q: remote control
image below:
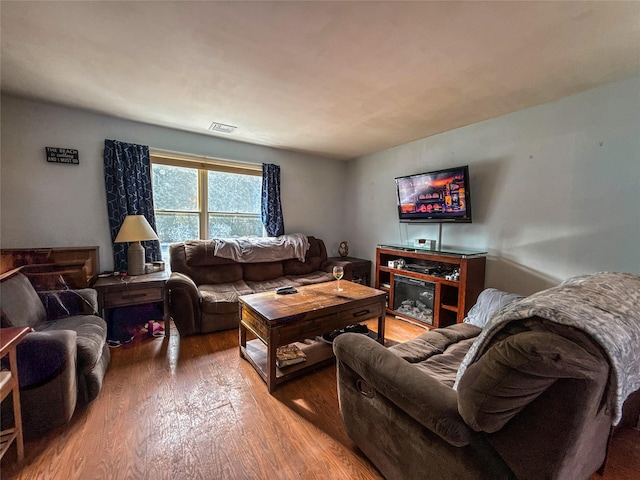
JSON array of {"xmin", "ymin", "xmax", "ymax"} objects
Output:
[{"xmin": 276, "ymin": 286, "xmax": 297, "ymax": 294}]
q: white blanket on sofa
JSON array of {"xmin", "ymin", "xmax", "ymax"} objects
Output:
[
  {"xmin": 212, "ymin": 233, "xmax": 310, "ymax": 263},
  {"xmin": 454, "ymin": 272, "xmax": 640, "ymax": 425}
]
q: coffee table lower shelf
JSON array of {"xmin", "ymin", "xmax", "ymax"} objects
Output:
[
  {"xmin": 241, "ymin": 339, "xmax": 336, "ymax": 385},
  {"xmin": 241, "ymin": 329, "xmax": 379, "ymax": 388}
]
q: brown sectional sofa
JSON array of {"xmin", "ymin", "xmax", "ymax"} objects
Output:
[
  {"xmin": 167, "ymin": 236, "xmax": 351, "ymax": 336},
  {"xmin": 334, "ymin": 274, "xmax": 640, "ymax": 480}
]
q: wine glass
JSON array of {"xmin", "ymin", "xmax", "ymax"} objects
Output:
[{"xmin": 333, "ymin": 265, "xmax": 344, "ymax": 291}]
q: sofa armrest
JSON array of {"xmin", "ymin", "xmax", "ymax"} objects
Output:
[
  {"xmin": 333, "ymin": 332, "xmax": 472, "ymax": 447},
  {"xmin": 12, "ymin": 330, "xmax": 78, "ymax": 438},
  {"xmin": 320, "ymin": 259, "xmax": 353, "ymax": 281},
  {"xmin": 167, "ymin": 272, "xmax": 201, "ymax": 336},
  {"xmin": 16, "ymin": 330, "xmax": 77, "ymax": 388}
]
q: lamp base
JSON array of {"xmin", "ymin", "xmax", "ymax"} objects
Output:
[{"xmin": 127, "ymin": 241, "xmax": 146, "ymax": 276}]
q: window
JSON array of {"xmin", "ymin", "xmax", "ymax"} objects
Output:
[{"xmin": 151, "ymin": 152, "xmax": 263, "ymax": 258}]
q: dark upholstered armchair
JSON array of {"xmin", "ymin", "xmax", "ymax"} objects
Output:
[{"xmin": 0, "ymin": 270, "xmax": 110, "ymax": 438}]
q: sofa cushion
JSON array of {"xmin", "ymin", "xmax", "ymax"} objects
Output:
[
  {"xmin": 183, "ymin": 240, "xmax": 238, "ymax": 267},
  {"xmin": 390, "ymin": 323, "xmax": 481, "ymax": 363},
  {"xmin": 242, "ymin": 262, "xmax": 284, "ymax": 282},
  {"xmin": 282, "ymin": 256, "xmax": 322, "ymax": 275},
  {"xmin": 457, "ymin": 330, "xmax": 608, "ymax": 433},
  {"xmin": 286, "ymin": 270, "xmax": 335, "ymax": 285},
  {"xmin": 36, "ymin": 315, "xmax": 107, "ymax": 375},
  {"xmin": 190, "ymin": 264, "xmax": 244, "ymax": 285},
  {"xmin": 389, "ymin": 323, "xmax": 481, "ymax": 387},
  {"xmin": 413, "ymin": 337, "xmax": 479, "ymax": 387},
  {"xmin": 199, "ymin": 281, "xmax": 253, "ymax": 314},
  {"xmin": 0, "ymin": 272, "xmax": 47, "ymax": 327}
]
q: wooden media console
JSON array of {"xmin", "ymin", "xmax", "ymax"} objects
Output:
[{"xmin": 375, "ymin": 244, "xmax": 486, "ymax": 328}]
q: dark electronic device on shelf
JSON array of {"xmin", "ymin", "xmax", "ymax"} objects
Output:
[
  {"xmin": 404, "ymin": 264, "xmax": 454, "ymax": 278},
  {"xmin": 404, "ymin": 264, "xmax": 436, "ymax": 274}
]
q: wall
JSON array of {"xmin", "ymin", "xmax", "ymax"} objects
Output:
[
  {"xmin": 3, "ymin": 77, "xmax": 638, "ymax": 291},
  {"xmin": 346, "ymin": 76, "xmax": 640, "ymax": 294},
  {"xmin": 0, "ymin": 95, "xmax": 347, "ymax": 271}
]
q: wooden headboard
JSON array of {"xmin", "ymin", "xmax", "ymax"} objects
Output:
[{"xmin": 0, "ymin": 246, "xmax": 99, "ymax": 290}]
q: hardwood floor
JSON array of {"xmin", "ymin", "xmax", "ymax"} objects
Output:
[{"xmin": 2, "ymin": 317, "xmax": 638, "ymax": 479}]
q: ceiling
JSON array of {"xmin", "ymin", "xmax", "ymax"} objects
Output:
[{"xmin": 2, "ymin": 1, "xmax": 639, "ymax": 160}]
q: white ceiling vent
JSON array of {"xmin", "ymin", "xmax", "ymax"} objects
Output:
[{"xmin": 209, "ymin": 122, "xmax": 237, "ymax": 134}]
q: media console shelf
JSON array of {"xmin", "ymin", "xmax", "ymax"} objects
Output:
[{"xmin": 375, "ymin": 244, "xmax": 486, "ymax": 328}]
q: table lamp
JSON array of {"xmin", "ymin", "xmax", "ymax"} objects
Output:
[{"xmin": 114, "ymin": 215, "xmax": 159, "ymax": 276}]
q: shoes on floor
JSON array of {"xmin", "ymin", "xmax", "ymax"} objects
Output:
[
  {"xmin": 343, "ymin": 324, "xmax": 369, "ymax": 334},
  {"xmin": 319, "ymin": 324, "xmax": 369, "ymax": 344},
  {"xmin": 320, "ymin": 330, "xmax": 341, "ymax": 344},
  {"xmin": 147, "ymin": 320, "xmax": 165, "ymax": 337},
  {"xmin": 107, "ymin": 332, "xmax": 134, "ymax": 348}
]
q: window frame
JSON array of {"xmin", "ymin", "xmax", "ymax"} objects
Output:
[{"xmin": 151, "ymin": 150, "xmax": 263, "ymax": 241}]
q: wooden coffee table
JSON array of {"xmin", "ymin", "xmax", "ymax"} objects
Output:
[{"xmin": 239, "ymin": 281, "xmax": 387, "ymax": 393}]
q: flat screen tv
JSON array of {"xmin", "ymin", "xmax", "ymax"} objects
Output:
[{"xmin": 395, "ymin": 165, "xmax": 472, "ymax": 223}]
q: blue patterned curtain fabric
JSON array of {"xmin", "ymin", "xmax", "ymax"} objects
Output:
[
  {"xmin": 261, "ymin": 163, "xmax": 284, "ymax": 236},
  {"xmin": 103, "ymin": 139, "xmax": 161, "ymax": 271}
]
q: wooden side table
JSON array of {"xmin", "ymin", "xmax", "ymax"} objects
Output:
[
  {"xmin": 93, "ymin": 270, "xmax": 170, "ymax": 339},
  {"xmin": 0, "ymin": 326, "xmax": 31, "ymax": 462},
  {"xmin": 329, "ymin": 257, "xmax": 372, "ymax": 286}
]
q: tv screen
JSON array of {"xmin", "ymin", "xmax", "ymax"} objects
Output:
[{"xmin": 395, "ymin": 165, "xmax": 472, "ymax": 223}]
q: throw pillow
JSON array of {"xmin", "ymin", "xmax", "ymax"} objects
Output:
[{"xmin": 463, "ymin": 288, "xmax": 523, "ymax": 328}]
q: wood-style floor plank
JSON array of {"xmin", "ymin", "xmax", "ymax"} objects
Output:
[{"xmin": 1, "ymin": 317, "xmax": 637, "ymax": 479}]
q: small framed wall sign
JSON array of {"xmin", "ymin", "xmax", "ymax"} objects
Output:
[{"xmin": 46, "ymin": 147, "xmax": 79, "ymax": 164}]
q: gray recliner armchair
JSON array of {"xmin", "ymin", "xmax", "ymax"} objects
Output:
[{"xmin": 0, "ymin": 269, "xmax": 110, "ymax": 438}]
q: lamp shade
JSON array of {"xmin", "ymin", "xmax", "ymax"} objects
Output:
[
  {"xmin": 114, "ymin": 215, "xmax": 159, "ymax": 243},
  {"xmin": 114, "ymin": 215, "xmax": 159, "ymax": 275}
]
